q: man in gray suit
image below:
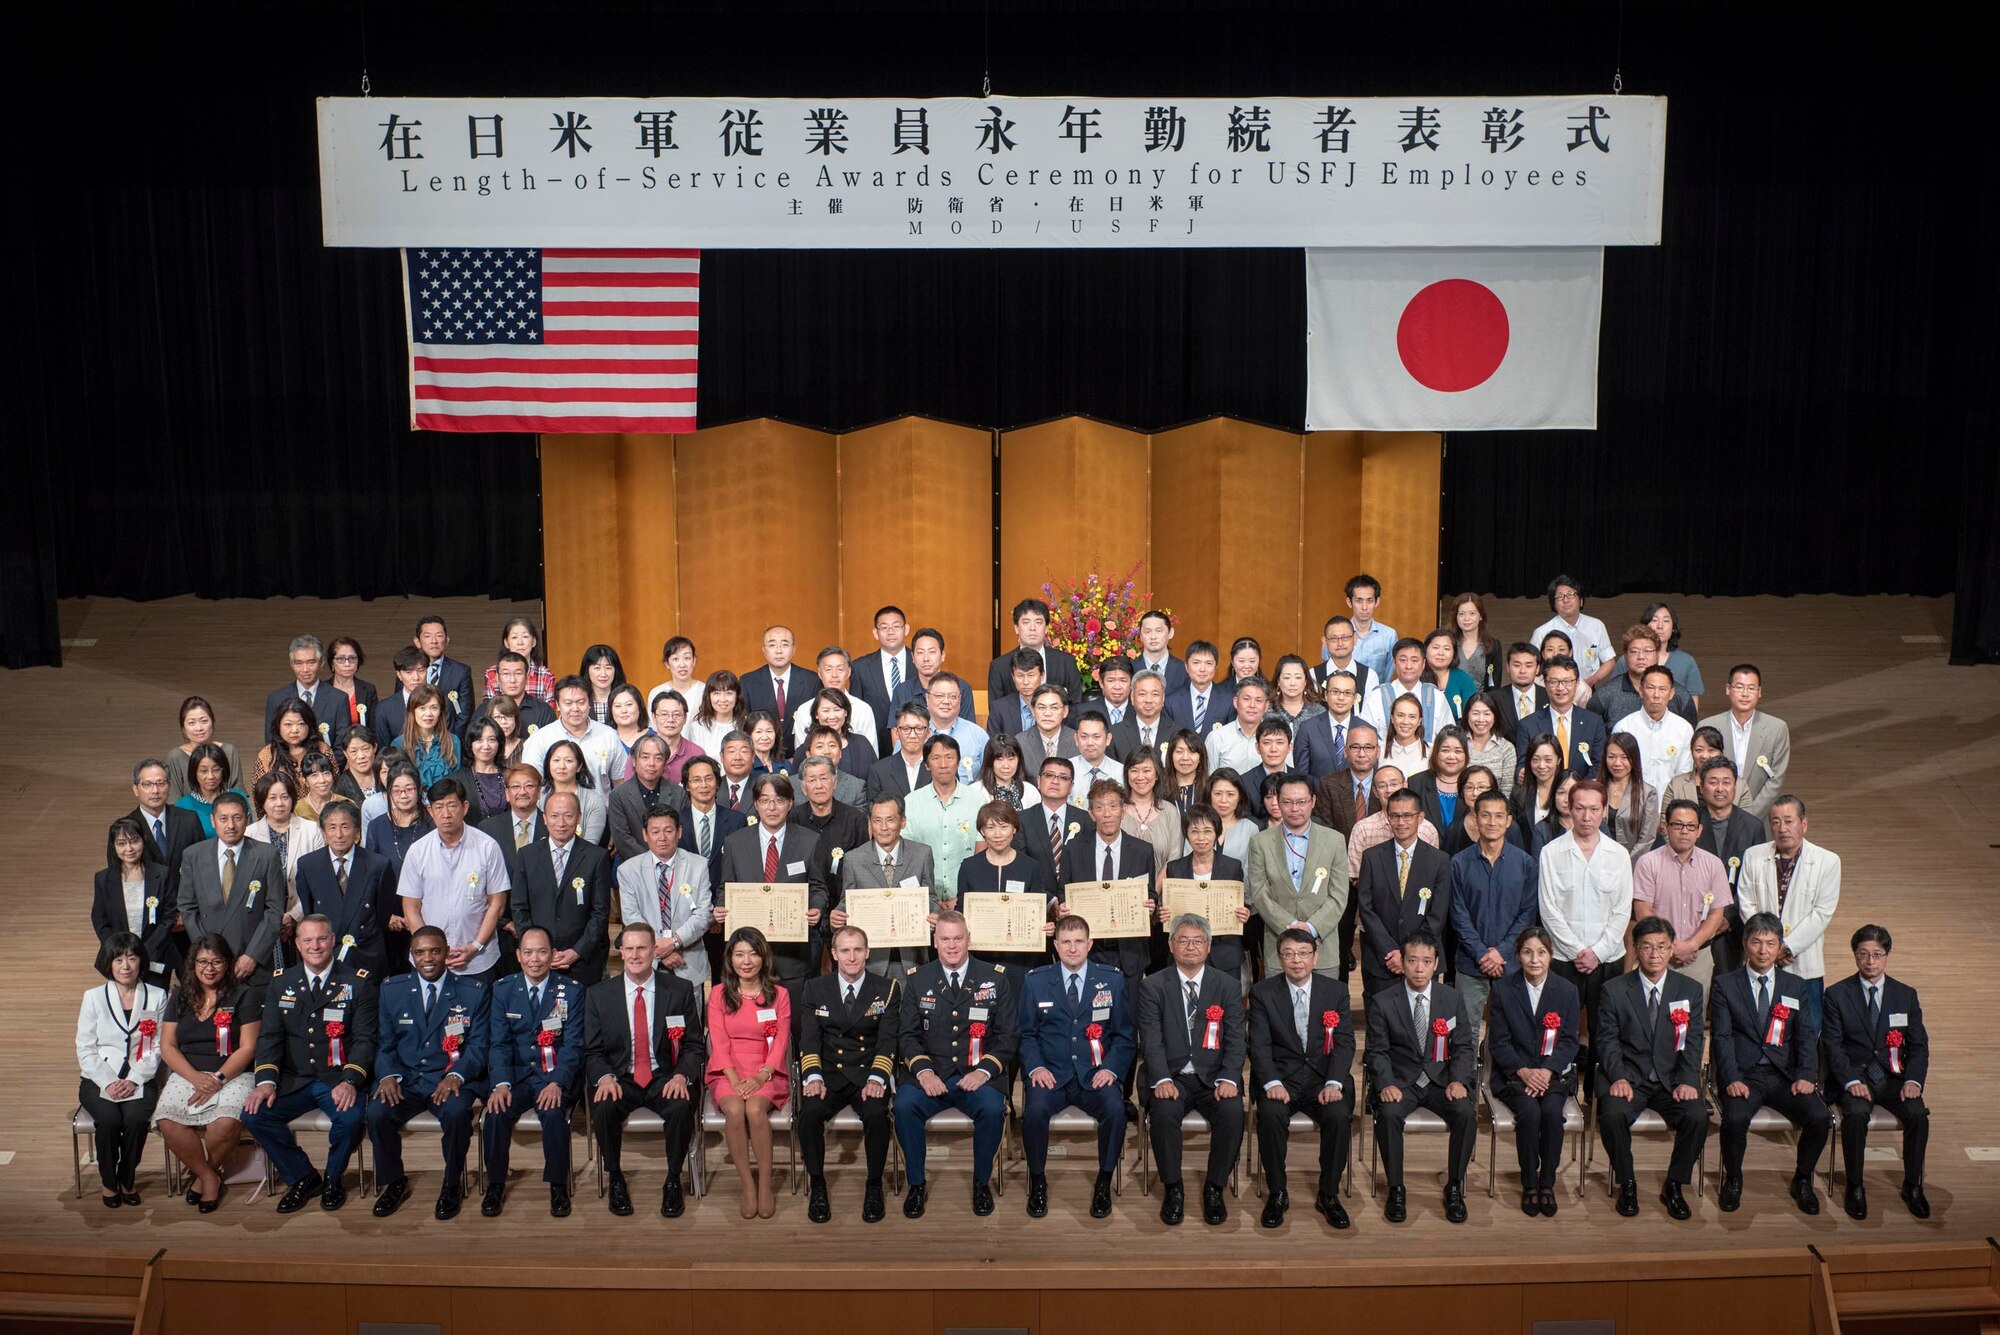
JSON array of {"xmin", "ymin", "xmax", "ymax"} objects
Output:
[
  {"xmin": 832, "ymin": 797, "xmax": 938, "ymax": 976},
  {"xmin": 1244, "ymin": 776, "xmax": 1349, "ymax": 977},
  {"xmin": 1700, "ymin": 663, "xmax": 1791, "ymax": 821},
  {"xmin": 177, "ymin": 792, "xmax": 283, "ymax": 982},
  {"xmin": 605, "ymin": 734, "xmax": 688, "ymax": 862},
  {"xmin": 615, "ymin": 807, "xmax": 713, "ymax": 989},
  {"xmin": 1015, "ymin": 685, "xmax": 1079, "ymax": 778}
]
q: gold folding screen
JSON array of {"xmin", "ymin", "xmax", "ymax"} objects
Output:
[{"xmin": 541, "ymin": 419, "xmax": 1438, "ymax": 691}]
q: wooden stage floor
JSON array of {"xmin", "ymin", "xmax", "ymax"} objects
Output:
[{"xmin": 3, "ymin": 591, "xmax": 1995, "ymax": 1270}]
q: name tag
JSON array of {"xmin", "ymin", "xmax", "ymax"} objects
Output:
[
  {"xmin": 665, "ymin": 1014, "xmax": 686, "ymax": 1030},
  {"xmin": 1005, "ymin": 879, "xmax": 1026, "ymax": 893},
  {"xmin": 1037, "ymin": 1000, "xmax": 1054, "ymax": 1010},
  {"xmin": 1092, "ymin": 1007, "xmax": 1111, "ymax": 1021},
  {"xmin": 1782, "ymin": 995, "xmax": 1801, "ymax": 1010},
  {"xmin": 505, "ymin": 1012, "xmax": 523, "ymax": 1020},
  {"xmin": 786, "ymin": 861, "xmax": 806, "ymax": 875},
  {"xmin": 396, "ymin": 1015, "xmax": 414, "ymax": 1025},
  {"xmin": 1890, "ymin": 1012, "xmax": 1909, "ymax": 1027},
  {"xmin": 969, "ymin": 1007, "xmax": 989, "ymax": 1021},
  {"xmin": 1445, "ymin": 1015, "xmax": 1457, "ymax": 1031},
  {"xmin": 545, "ymin": 1015, "xmax": 564, "ymax": 1032},
  {"xmin": 900, "ymin": 876, "xmax": 921, "ymax": 888},
  {"xmin": 756, "ymin": 1008, "xmax": 778, "ymax": 1023},
  {"xmin": 814, "ymin": 1006, "xmax": 831, "ymax": 1017},
  {"xmin": 446, "ymin": 1016, "xmax": 467, "ymax": 1033},
  {"xmin": 324, "ymin": 1008, "xmax": 345, "ymax": 1022}
]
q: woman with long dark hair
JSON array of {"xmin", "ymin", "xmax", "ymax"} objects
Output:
[
  {"xmin": 705, "ymin": 927, "xmax": 790, "ymax": 1218},
  {"xmin": 153, "ymin": 934, "xmax": 261, "ymax": 1211}
]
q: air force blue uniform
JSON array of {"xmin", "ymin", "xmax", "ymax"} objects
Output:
[
  {"xmin": 481, "ymin": 972, "xmax": 586, "ymax": 1187},
  {"xmin": 367, "ymin": 972, "xmax": 490, "ymax": 1189},
  {"xmin": 1017, "ymin": 962, "xmax": 1134, "ymax": 1174}
]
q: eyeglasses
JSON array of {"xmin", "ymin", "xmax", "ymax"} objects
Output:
[
  {"xmin": 332, "ymin": 654, "xmax": 359, "ymax": 664},
  {"xmin": 1665, "ymin": 821, "xmax": 1701, "ymax": 831}
]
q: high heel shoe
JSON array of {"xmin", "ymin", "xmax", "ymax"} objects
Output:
[
  {"xmin": 757, "ymin": 1179, "xmax": 777, "ymax": 1219},
  {"xmin": 198, "ymin": 1184, "xmax": 225, "ymax": 1214},
  {"xmin": 739, "ymin": 1183, "xmax": 759, "ymax": 1219}
]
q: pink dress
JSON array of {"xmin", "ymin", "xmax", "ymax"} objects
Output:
[{"xmin": 704, "ymin": 984, "xmax": 791, "ymax": 1108}]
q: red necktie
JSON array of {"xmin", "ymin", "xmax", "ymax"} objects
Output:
[
  {"xmin": 631, "ymin": 987, "xmax": 652, "ymax": 1086},
  {"xmin": 774, "ymin": 673, "xmax": 787, "ymax": 720},
  {"xmin": 764, "ymin": 834, "xmax": 780, "ymax": 881}
]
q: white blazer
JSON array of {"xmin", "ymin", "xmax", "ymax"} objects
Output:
[
  {"xmin": 76, "ymin": 982, "xmax": 169, "ymax": 1096},
  {"xmin": 1735, "ymin": 838, "xmax": 1841, "ymax": 981}
]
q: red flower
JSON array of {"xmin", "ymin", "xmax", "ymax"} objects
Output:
[
  {"xmin": 137, "ymin": 1018, "xmax": 158, "ymax": 1038},
  {"xmin": 968, "ymin": 1021, "xmax": 988, "ymax": 1038},
  {"xmin": 1322, "ymin": 1010, "xmax": 1340, "ymax": 1029},
  {"xmin": 667, "ymin": 1026, "xmax": 685, "ymax": 1042},
  {"xmin": 324, "ymin": 1021, "xmax": 346, "ymax": 1039},
  {"xmin": 1769, "ymin": 1003, "xmax": 1792, "ymax": 1021},
  {"xmin": 442, "ymin": 1033, "xmax": 462, "ymax": 1053},
  {"xmin": 1205, "ymin": 1004, "xmax": 1224, "ymax": 1022},
  {"xmin": 214, "ymin": 1010, "xmax": 234, "ymax": 1029},
  {"xmin": 1085, "ymin": 617, "xmax": 1101, "ymax": 634},
  {"xmin": 1430, "ymin": 1018, "xmax": 1450, "ymax": 1036},
  {"xmin": 1885, "ymin": 1030, "xmax": 1905, "ymax": 1048},
  {"xmin": 761, "ymin": 1020, "xmax": 779, "ymax": 1039},
  {"xmin": 1542, "ymin": 1012, "xmax": 1563, "ymax": 1030},
  {"xmin": 534, "ymin": 1029, "xmax": 556, "ymax": 1047},
  {"xmin": 1085, "ymin": 1023, "xmax": 1103, "ymax": 1039}
]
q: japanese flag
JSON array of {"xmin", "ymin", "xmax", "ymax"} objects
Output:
[{"xmin": 1305, "ymin": 247, "xmax": 1602, "ymax": 431}]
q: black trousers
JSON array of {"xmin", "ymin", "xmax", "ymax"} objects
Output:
[
  {"xmin": 590, "ymin": 1076, "xmax": 695, "ymax": 1179},
  {"xmin": 1719, "ymin": 1066, "xmax": 1831, "ymax": 1178},
  {"xmin": 796, "ymin": 1079, "xmax": 892, "ymax": 1180},
  {"xmin": 1372, "ymin": 1082, "xmax": 1476, "ymax": 1188},
  {"xmin": 1255, "ymin": 1080, "xmax": 1352, "ymax": 1197},
  {"xmin": 1838, "ymin": 1080, "xmax": 1928, "ymax": 1186},
  {"xmin": 1143, "ymin": 1074, "xmax": 1244, "ymax": 1190},
  {"xmin": 1497, "ymin": 1086, "xmax": 1570, "ymax": 1190},
  {"xmin": 79, "ymin": 1079, "xmax": 158, "ymax": 1192},
  {"xmin": 1596, "ymin": 1081, "xmax": 1709, "ymax": 1186}
]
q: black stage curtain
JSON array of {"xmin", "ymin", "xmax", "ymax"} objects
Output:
[{"xmin": 4, "ymin": 3, "xmax": 1979, "ymax": 670}]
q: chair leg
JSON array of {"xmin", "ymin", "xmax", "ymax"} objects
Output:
[
  {"xmin": 1487, "ymin": 1123, "xmax": 1497, "ymax": 1199},
  {"xmin": 1139, "ymin": 1112, "xmax": 1152, "ymax": 1196}
]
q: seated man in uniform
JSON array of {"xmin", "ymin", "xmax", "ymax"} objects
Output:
[
  {"xmin": 242, "ymin": 914, "xmax": 378, "ymax": 1213},
  {"xmin": 1017, "ymin": 915, "xmax": 1134, "ymax": 1220},
  {"xmin": 1824, "ymin": 924, "xmax": 1930, "ymax": 1220},
  {"xmin": 480, "ymin": 926, "xmax": 587, "ymax": 1218},
  {"xmin": 894, "ymin": 911, "xmax": 1016, "ymax": 1219},
  {"xmin": 367, "ymin": 926, "xmax": 489, "ymax": 1220},
  {"xmin": 797, "ymin": 924, "xmax": 901, "ymax": 1224},
  {"xmin": 1136, "ymin": 913, "xmax": 1246, "ymax": 1227},
  {"xmin": 1711, "ymin": 912, "xmax": 1832, "ymax": 1215},
  {"xmin": 1248, "ymin": 927, "xmax": 1354, "ymax": 1229}
]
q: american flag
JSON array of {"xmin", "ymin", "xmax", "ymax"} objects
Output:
[{"xmin": 403, "ymin": 247, "xmax": 698, "ymax": 433}]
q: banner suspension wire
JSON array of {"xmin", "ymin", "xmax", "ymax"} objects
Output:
[
  {"xmin": 359, "ymin": 0, "xmax": 372, "ymax": 96},
  {"xmin": 1612, "ymin": 0, "xmax": 1625, "ymax": 93}
]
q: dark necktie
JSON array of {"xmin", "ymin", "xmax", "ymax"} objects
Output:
[
  {"xmin": 1183, "ymin": 978, "xmax": 1198, "ymax": 1046},
  {"xmin": 427, "ymin": 662, "xmax": 441, "ymax": 686},
  {"xmin": 1647, "ymin": 986, "xmax": 1661, "ymax": 1033},
  {"xmin": 1757, "ymin": 974, "xmax": 1770, "ymax": 1017},
  {"xmin": 774, "ymin": 673, "xmax": 788, "ymax": 721},
  {"xmin": 697, "ymin": 811, "xmax": 711, "ymax": 856},
  {"xmin": 1101, "ymin": 843, "xmax": 1114, "ymax": 882},
  {"xmin": 424, "ymin": 980, "xmax": 437, "ymax": 1015},
  {"xmin": 657, "ymin": 859, "xmax": 673, "ymax": 924},
  {"xmin": 1068, "ymin": 973, "xmax": 1082, "ymax": 1009},
  {"xmin": 529, "ymin": 984, "xmax": 542, "ymax": 1015},
  {"xmin": 730, "ymin": 782, "xmax": 743, "ymax": 808},
  {"xmin": 1331, "ymin": 722, "xmax": 1345, "ymax": 760},
  {"xmin": 1414, "ymin": 992, "xmax": 1429, "ymax": 1056},
  {"xmin": 843, "ymin": 982, "xmax": 858, "ymax": 1013},
  {"xmin": 1193, "ymin": 690, "xmax": 1207, "ymax": 722},
  {"xmin": 335, "ymin": 855, "xmax": 348, "ymax": 893},
  {"xmin": 1868, "ymin": 984, "xmax": 1881, "ymax": 1030},
  {"xmin": 152, "ymin": 816, "xmax": 166, "ymax": 852},
  {"xmin": 888, "ymin": 655, "xmax": 902, "ymax": 697},
  {"xmin": 948, "ymin": 970, "xmax": 962, "ymax": 994}
]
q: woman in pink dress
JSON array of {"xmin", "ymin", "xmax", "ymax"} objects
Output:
[{"xmin": 706, "ymin": 926, "xmax": 791, "ymax": 1218}]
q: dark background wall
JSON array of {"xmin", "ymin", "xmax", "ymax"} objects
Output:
[{"xmin": 5, "ymin": 0, "xmax": 1988, "ymax": 668}]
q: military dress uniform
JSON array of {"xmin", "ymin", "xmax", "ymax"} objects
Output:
[
  {"xmin": 893, "ymin": 956, "xmax": 1018, "ymax": 1215},
  {"xmin": 243, "ymin": 961, "xmax": 379, "ymax": 1210},
  {"xmin": 481, "ymin": 971, "xmax": 588, "ymax": 1212},
  {"xmin": 796, "ymin": 968, "xmax": 901, "ymax": 1219},
  {"xmin": 1016, "ymin": 960, "xmax": 1134, "ymax": 1209},
  {"xmin": 366, "ymin": 970, "xmax": 490, "ymax": 1217}
]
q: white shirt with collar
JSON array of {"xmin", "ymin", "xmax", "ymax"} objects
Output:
[
  {"xmin": 1172, "ymin": 966, "xmax": 1208, "ymax": 1074},
  {"xmin": 874, "ymin": 839, "xmax": 904, "ymax": 874},
  {"xmin": 1729, "ymin": 712, "xmax": 1757, "ymax": 772},
  {"xmin": 623, "ymin": 972, "xmax": 657, "ymax": 1061},
  {"xmin": 1069, "ymin": 754, "xmax": 1124, "ymax": 803},
  {"xmin": 1612, "ymin": 707, "xmax": 1694, "ymax": 792},
  {"xmin": 1089, "ymin": 832, "xmax": 1122, "ymax": 881},
  {"xmin": 1744, "ymin": 965, "xmax": 1777, "ymax": 1004},
  {"xmin": 1639, "ymin": 971, "xmax": 1668, "ymax": 1015},
  {"xmin": 758, "ymin": 824, "xmax": 787, "ymax": 867},
  {"xmin": 215, "ymin": 837, "xmax": 249, "ymax": 883},
  {"xmin": 1525, "ymin": 976, "xmax": 1545, "ymax": 1014}
]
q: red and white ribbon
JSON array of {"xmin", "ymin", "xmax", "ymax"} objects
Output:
[
  {"xmin": 326, "ymin": 1020, "xmax": 346, "ymax": 1068},
  {"xmin": 135, "ymin": 1018, "xmax": 157, "ymax": 1063},
  {"xmin": 1669, "ymin": 1005, "xmax": 1690, "ymax": 1052},
  {"xmin": 968, "ymin": 1021, "xmax": 987, "ymax": 1065},
  {"xmin": 1885, "ymin": 1029, "xmax": 1904, "ymax": 1075},
  {"xmin": 1541, "ymin": 1012, "xmax": 1562, "ymax": 1057},
  {"xmin": 536, "ymin": 1029, "xmax": 557, "ymax": 1074},
  {"xmin": 1086, "ymin": 1022, "xmax": 1104, "ymax": 1066},
  {"xmin": 1322, "ymin": 1010, "xmax": 1340, "ymax": 1055},
  {"xmin": 214, "ymin": 1010, "xmax": 234, "ymax": 1059},
  {"xmin": 1203, "ymin": 1005, "xmax": 1224, "ymax": 1051},
  {"xmin": 1764, "ymin": 1002, "xmax": 1791, "ymax": 1047}
]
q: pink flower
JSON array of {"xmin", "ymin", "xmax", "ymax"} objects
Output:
[{"xmin": 1086, "ymin": 617, "xmax": 1101, "ymax": 634}]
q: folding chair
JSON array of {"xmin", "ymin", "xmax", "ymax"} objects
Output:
[
  {"xmin": 1034, "ymin": 1107, "xmax": 1126, "ymax": 1195},
  {"xmin": 1362, "ymin": 1065, "xmax": 1479, "ymax": 1199},
  {"xmin": 1702, "ymin": 1069, "xmax": 1833, "ymax": 1196},
  {"xmin": 1138, "ymin": 1104, "xmax": 1241, "ymax": 1197},
  {"xmin": 698, "ymin": 1079, "xmax": 797, "ymax": 1198},
  {"xmin": 1579, "ymin": 1103, "xmax": 1708, "ymax": 1199},
  {"xmin": 474, "ymin": 1100, "xmax": 583, "ymax": 1195},
  {"xmin": 365, "ymin": 1098, "xmax": 478, "ymax": 1196}
]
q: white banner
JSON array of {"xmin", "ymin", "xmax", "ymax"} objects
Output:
[
  {"xmin": 318, "ymin": 95, "xmax": 1666, "ymax": 249},
  {"xmin": 1305, "ymin": 247, "xmax": 1603, "ymax": 431}
]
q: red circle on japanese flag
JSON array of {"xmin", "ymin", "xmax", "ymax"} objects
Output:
[{"xmin": 1397, "ymin": 279, "xmax": 1510, "ymax": 392}]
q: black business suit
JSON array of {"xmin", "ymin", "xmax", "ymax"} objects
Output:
[
  {"xmin": 1823, "ymin": 973, "xmax": 1929, "ymax": 1187},
  {"xmin": 1163, "ymin": 680, "xmax": 1236, "ymax": 737},
  {"xmin": 420, "ymin": 656, "xmax": 477, "ymax": 739},
  {"xmin": 1491, "ymin": 684, "xmax": 1548, "ymax": 741},
  {"xmin": 374, "ymin": 689, "xmax": 410, "ymax": 751},
  {"xmin": 1593, "ymin": 968, "xmax": 1709, "ymax": 1187},
  {"xmin": 294, "ymin": 843, "xmax": 399, "ymax": 979},
  {"xmin": 119, "ymin": 805, "xmax": 204, "ymax": 907},
  {"xmin": 739, "ymin": 666, "xmax": 821, "ymax": 758},
  {"xmin": 862, "ymin": 751, "xmax": 932, "ymax": 807},
  {"xmin": 512, "ymin": 837, "xmax": 614, "ymax": 986},
  {"xmin": 716, "ymin": 822, "xmax": 832, "ymax": 981},
  {"xmin": 1365, "ymin": 980, "xmax": 1478, "ymax": 1187},
  {"xmin": 1108, "ymin": 711, "xmax": 1173, "ymax": 767},
  {"xmin": 91, "ymin": 863, "xmax": 178, "ymax": 980},
  {"xmin": 1018, "ymin": 801, "xmax": 1079, "ymax": 890},
  {"xmin": 988, "ymin": 645, "xmax": 1083, "ymax": 707},
  {"xmin": 1292, "ymin": 712, "xmax": 1358, "ymax": 780},
  {"xmin": 1059, "ymin": 832, "xmax": 1156, "ymax": 980},
  {"xmin": 848, "ymin": 648, "xmax": 912, "ymax": 755},
  {"xmin": 479, "ymin": 809, "xmax": 547, "ymax": 895},
  {"xmin": 795, "ymin": 970, "xmax": 900, "ymax": 1179},
  {"xmin": 1248, "ymin": 972, "xmax": 1355, "ymax": 1198},
  {"xmin": 1711, "ymin": 966, "xmax": 1831, "ymax": 1183},
  {"xmin": 1488, "ymin": 971, "xmax": 1581, "ymax": 1190},
  {"xmin": 1133, "ymin": 654, "xmax": 1190, "ymax": 700},
  {"xmin": 1356, "ymin": 840, "xmax": 1455, "ymax": 993},
  {"xmin": 1137, "ymin": 965, "xmax": 1246, "ymax": 1190},
  {"xmin": 583, "ymin": 972, "xmax": 706, "ymax": 1181},
  {"xmin": 264, "ymin": 683, "xmax": 354, "ymax": 751}
]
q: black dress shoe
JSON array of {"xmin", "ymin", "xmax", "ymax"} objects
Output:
[
  {"xmin": 1026, "ymin": 1176, "xmax": 1048, "ymax": 1218},
  {"xmin": 1843, "ymin": 1184, "xmax": 1867, "ymax": 1220},
  {"xmin": 1443, "ymin": 1180, "xmax": 1467, "ymax": 1224},
  {"xmin": 435, "ymin": 1184, "xmax": 463, "ymax": 1220},
  {"xmin": 661, "ymin": 1178, "xmax": 685, "ymax": 1217},
  {"xmin": 1538, "ymin": 1189, "xmax": 1558, "ymax": 1218},
  {"xmin": 1160, "ymin": 1183, "xmax": 1185, "ymax": 1226},
  {"xmin": 120, "ymin": 1186, "xmax": 142, "ymax": 1207},
  {"xmin": 807, "ymin": 1175, "xmax": 832, "ymax": 1224},
  {"xmin": 862, "ymin": 1178, "xmax": 885, "ymax": 1223},
  {"xmin": 1902, "ymin": 1182, "xmax": 1930, "ymax": 1219},
  {"xmin": 1521, "ymin": 1189, "xmax": 1539, "ymax": 1216},
  {"xmin": 1202, "ymin": 1183, "xmax": 1227, "ymax": 1225},
  {"xmin": 1791, "ymin": 1174, "xmax": 1821, "ymax": 1216},
  {"xmin": 100, "ymin": 1193, "xmax": 122, "ymax": 1210},
  {"xmin": 276, "ymin": 1172, "xmax": 324, "ymax": 1214},
  {"xmin": 1717, "ymin": 1174, "xmax": 1743, "ymax": 1213},
  {"xmin": 1090, "ymin": 1173, "xmax": 1113, "ymax": 1219},
  {"xmin": 372, "ymin": 1177, "xmax": 411, "ymax": 1218},
  {"xmin": 971, "ymin": 1180, "xmax": 995, "ymax": 1216},
  {"xmin": 550, "ymin": 1184, "xmax": 571, "ymax": 1218},
  {"xmin": 185, "ymin": 1186, "xmax": 201, "ymax": 1206},
  {"xmin": 481, "ymin": 1185, "xmax": 505, "ymax": 1218},
  {"xmin": 1260, "ymin": 1189, "xmax": 1288, "ymax": 1229},
  {"xmin": 197, "ymin": 1187, "xmax": 223, "ymax": 1215},
  {"xmin": 320, "ymin": 1181, "xmax": 348, "ymax": 1212},
  {"xmin": 1615, "ymin": 1179, "xmax": 1639, "ymax": 1217},
  {"xmin": 1317, "ymin": 1193, "xmax": 1350, "ymax": 1229},
  {"xmin": 607, "ymin": 1174, "xmax": 633, "ymax": 1216},
  {"xmin": 903, "ymin": 1181, "xmax": 928, "ymax": 1219},
  {"xmin": 1383, "ymin": 1185, "xmax": 1407, "ymax": 1223},
  {"xmin": 1660, "ymin": 1180, "xmax": 1691, "ymax": 1220}
]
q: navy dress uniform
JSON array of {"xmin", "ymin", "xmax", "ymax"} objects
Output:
[
  {"xmin": 243, "ymin": 962, "xmax": 379, "ymax": 1209},
  {"xmin": 480, "ymin": 970, "xmax": 586, "ymax": 1213},
  {"xmin": 1710, "ymin": 963, "xmax": 1832, "ymax": 1212},
  {"xmin": 367, "ymin": 970, "xmax": 490, "ymax": 1215},
  {"xmin": 1017, "ymin": 961, "xmax": 1134, "ymax": 1199},
  {"xmin": 796, "ymin": 968, "xmax": 901, "ymax": 1219},
  {"xmin": 893, "ymin": 956, "xmax": 1017, "ymax": 1214}
]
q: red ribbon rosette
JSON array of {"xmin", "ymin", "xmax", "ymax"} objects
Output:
[
  {"xmin": 535, "ymin": 1028, "xmax": 557, "ymax": 1073},
  {"xmin": 1321, "ymin": 1009, "xmax": 1340, "ymax": 1054},
  {"xmin": 1765, "ymin": 1001, "xmax": 1792, "ymax": 1046},
  {"xmin": 1202, "ymin": 1003, "xmax": 1224, "ymax": 1051},
  {"xmin": 968, "ymin": 1020, "xmax": 988, "ymax": 1065},
  {"xmin": 214, "ymin": 1008, "xmax": 235, "ymax": 1058},
  {"xmin": 1086, "ymin": 1021, "xmax": 1105, "ymax": 1066},
  {"xmin": 324, "ymin": 1019, "xmax": 347, "ymax": 1067},
  {"xmin": 1429, "ymin": 1016, "xmax": 1450, "ymax": 1063},
  {"xmin": 442, "ymin": 1031, "xmax": 463, "ymax": 1074},
  {"xmin": 667, "ymin": 1025, "xmax": 685, "ymax": 1063},
  {"xmin": 1885, "ymin": 1027, "xmax": 1904, "ymax": 1074},
  {"xmin": 762, "ymin": 1018, "xmax": 780, "ymax": 1057},
  {"xmin": 136, "ymin": 1017, "xmax": 158, "ymax": 1061},
  {"xmin": 1541, "ymin": 1010, "xmax": 1562, "ymax": 1056}
]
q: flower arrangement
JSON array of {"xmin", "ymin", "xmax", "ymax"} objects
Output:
[{"xmin": 1040, "ymin": 561, "xmax": 1175, "ymax": 679}]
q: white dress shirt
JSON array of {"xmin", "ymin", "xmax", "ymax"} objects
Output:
[
  {"xmin": 1205, "ymin": 723, "xmax": 1261, "ymax": 775},
  {"xmin": 1537, "ymin": 832, "xmax": 1635, "ymax": 965},
  {"xmin": 1613, "ymin": 708, "xmax": 1694, "ymax": 793},
  {"xmin": 1068, "ymin": 754, "xmax": 1125, "ymax": 804},
  {"xmin": 623, "ymin": 973, "xmax": 657, "ymax": 1076},
  {"xmin": 402, "ymin": 825, "xmax": 512, "ymax": 974}
]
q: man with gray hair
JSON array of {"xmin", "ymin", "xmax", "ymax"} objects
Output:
[
  {"xmin": 1136, "ymin": 913, "xmax": 1246, "ymax": 1226},
  {"xmin": 266, "ymin": 632, "xmax": 354, "ymax": 747}
]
